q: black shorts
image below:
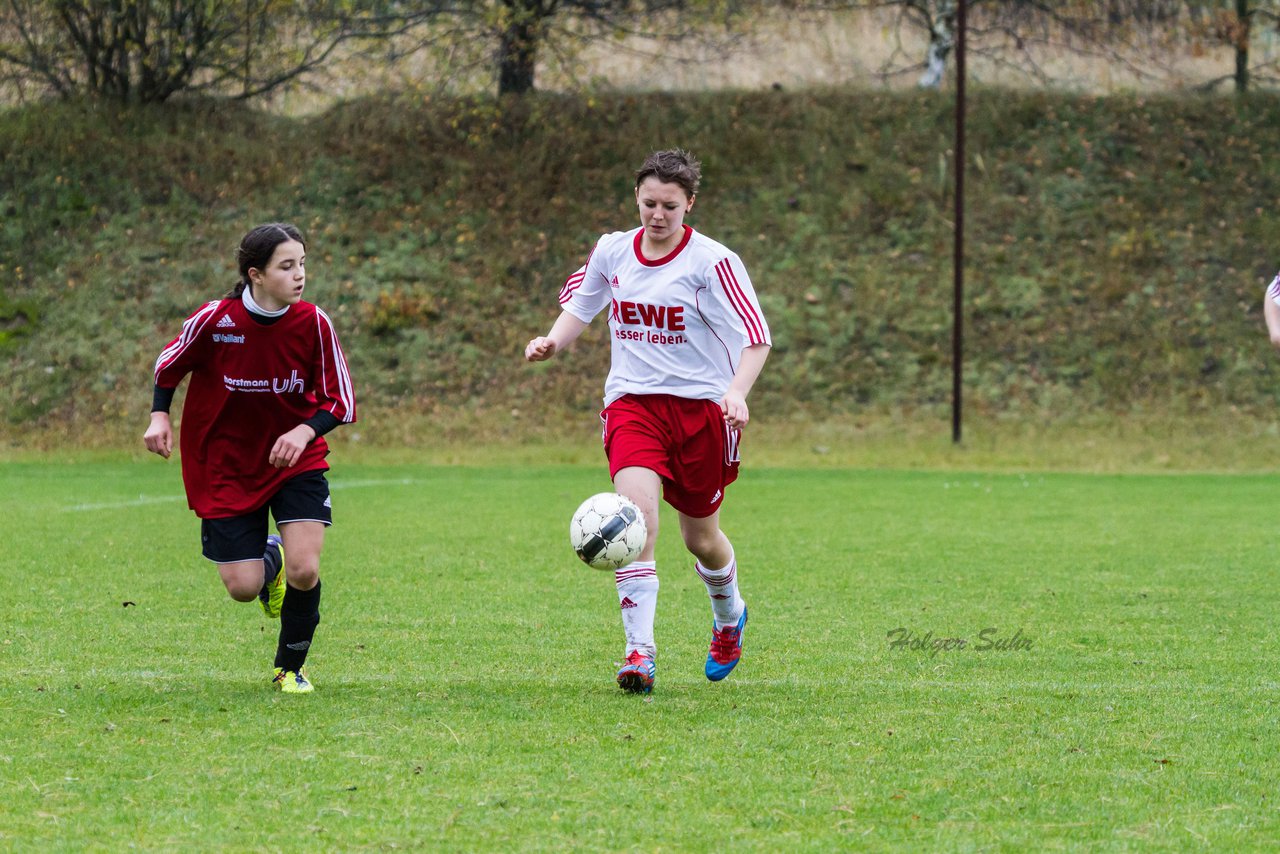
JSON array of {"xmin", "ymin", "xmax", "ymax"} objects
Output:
[{"xmin": 201, "ymin": 470, "xmax": 332, "ymax": 564}]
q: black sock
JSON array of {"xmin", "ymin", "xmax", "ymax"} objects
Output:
[
  {"xmin": 262, "ymin": 540, "xmax": 282, "ymax": 589},
  {"xmin": 275, "ymin": 580, "xmax": 321, "ymax": 672}
]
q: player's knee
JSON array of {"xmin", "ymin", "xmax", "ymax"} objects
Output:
[
  {"xmin": 681, "ymin": 527, "xmax": 721, "ymax": 558},
  {"xmin": 285, "ymin": 560, "xmax": 320, "ymax": 590},
  {"xmin": 224, "ymin": 581, "xmax": 259, "ymax": 602}
]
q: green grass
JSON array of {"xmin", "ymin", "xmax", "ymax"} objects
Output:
[{"xmin": 2, "ymin": 458, "xmax": 1279, "ymax": 849}]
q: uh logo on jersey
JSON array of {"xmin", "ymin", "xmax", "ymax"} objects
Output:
[
  {"xmin": 609, "ymin": 279, "xmax": 687, "ymax": 346},
  {"xmin": 223, "ymin": 369, "xmax": 306, "ymax": 394}
]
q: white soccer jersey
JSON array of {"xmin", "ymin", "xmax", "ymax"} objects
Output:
[{"xmin": 558, "ymin": 226, "xmax": 771, "ymax": 406}]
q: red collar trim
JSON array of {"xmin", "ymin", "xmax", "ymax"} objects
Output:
[{"xmin": 632, "ymin": 225, "xmax": 693, "ymax": 267}]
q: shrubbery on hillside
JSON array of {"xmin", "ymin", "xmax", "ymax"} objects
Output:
[{"xmin": 2, "ymin": 90, "xmax": 1278, "ymax": 444}]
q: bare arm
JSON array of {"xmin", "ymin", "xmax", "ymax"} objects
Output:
[
  {"xmin": 1265, "ymin": 294, "xmax": 1280, "ymax": 350},
  {"xmin": 721, "ymin": 343, "xmax": 771, "ymax": 429},
  {"xmin": 525, "ymin": 311, "xmax": 591, "ymax": 362}
]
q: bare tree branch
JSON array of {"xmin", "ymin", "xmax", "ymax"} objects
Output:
[
  {"xmin": 0, "ymin": 0, "xmax": 468, "ymax": 102},
  {"xmin": 846, "ymin": 0, "xmax": 1279, "ymax": 93}
]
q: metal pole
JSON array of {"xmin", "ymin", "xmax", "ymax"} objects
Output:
[{"xmin": 952, "ymin": 0, "xmax": 966, "ymax": 445}]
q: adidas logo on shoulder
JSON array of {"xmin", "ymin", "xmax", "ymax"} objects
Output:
[{"xmin": 216, "ymin": 314, "xmax": 236, "ymax": 328}]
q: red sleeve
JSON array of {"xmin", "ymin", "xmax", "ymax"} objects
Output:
[
  {"xmin": 313, "ymin": 308, "xmax": 357, "ymax": 423},
  {"xmin": 154, "ymin": 301, "xmax": 221, "ymax": 388}
]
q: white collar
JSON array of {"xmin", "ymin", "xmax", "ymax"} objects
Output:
[{"xmin": 243, "ymin": 285, "xmax": 289, "ymax": 318}]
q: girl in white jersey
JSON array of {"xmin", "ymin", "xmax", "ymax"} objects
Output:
[
  {"xmin": 1264, "ymin": 272, "xmax": 1280, "ymax": 347},
  {"xmin": 525, "ymin": 149, "xmax": 771, "ymax": 694}
]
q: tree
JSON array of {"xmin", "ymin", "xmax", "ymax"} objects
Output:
[
  {"xmin": 1205, "ymin": 0, "xmax": 1280, "ymax": 93},
  {"xmin": 855, "ymin": 0, "xmax": 1280, "ymax": 93},
  {"xmin": 493, "ymin": 0, "xmax": 557, "ymax": 95},
  {"xmin": 1235, "ymin": 0, "xmax": 1251, "ymax": 90},
  {"xmin": 859, "ymin": 0, "xmax": 1150, "ymax": 89},
  {"xmin": 901, "ymin": 0, "xmax": 958, "ymax": 88},
  {"xmin": 0, "ymin": 0, "xmax": 755, "ymax": 102},
  {"xmin": 482, "ymin": 0, "xmax": 749, "ymax": 96},
  {"xmin": 0, "ymin": 0, "xmax": 444, "ymax": 103}
]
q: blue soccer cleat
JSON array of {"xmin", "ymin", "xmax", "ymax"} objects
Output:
[
  {"xmin": 705, "ymin": 605, "xmax": 747, "ymax": 682},
  {"xmin": 616, "ymin": 650, "xmax": 656, "ymax": 694}
]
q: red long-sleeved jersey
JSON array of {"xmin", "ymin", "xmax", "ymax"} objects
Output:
[{"xmin": 154, "ymin": 298, "xmax": 356, "ymax": 518}]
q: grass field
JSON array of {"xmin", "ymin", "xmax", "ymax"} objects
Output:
[{"xmin": 2, "ymin": 457, "xmax": 1279, "ymax": 850}]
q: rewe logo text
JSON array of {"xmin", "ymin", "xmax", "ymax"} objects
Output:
[{"xmin": 611, "ymin": 300, "xmax": 686, "ymax": 331}]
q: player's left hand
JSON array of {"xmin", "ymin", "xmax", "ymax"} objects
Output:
[
  {"xmin": 270, "ymin": 424, "xmax": 317, "ymax": 468},
  {"xmin": 721, "ymin": 391, "xmax": 749, "ymax": 430}
]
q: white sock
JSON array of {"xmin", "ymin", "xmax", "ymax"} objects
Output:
[
  {"xmin": 615, "ymin": 560, "xmax": 658, "ymax": 658},
  {"xmin": 696, "ymin": 553, "xmax": 745, "ymax": 629}
]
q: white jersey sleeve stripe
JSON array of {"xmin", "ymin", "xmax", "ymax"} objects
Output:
[
  {"xmin": 315, "ymin": 310, "xmax": 332, "ymax": 410},
  {"xmin": 154, "ymin": 300, "xmax": 220, "ymax": 380},
  {"xmin": 1268, "ymin": 272, "xmax": 1280, "ymax": 302},
  {"xmin": 715, "ymin": 259, "xmax": 767, "ymax": 344},
  {"xmin": 316, "ymin": 308, "xmax": 356, "ymax": 421},
  {"xmin": 326, "ymin": 310, "xmax": 356, "ymax": 420}
]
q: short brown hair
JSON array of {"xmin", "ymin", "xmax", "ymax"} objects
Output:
[{"xmin": 635, "ymin": 149, "xmax": 701, "ymax": 198}]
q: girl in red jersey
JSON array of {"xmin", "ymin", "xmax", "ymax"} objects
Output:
[
  {"xmin": 144, "ymin": 223, "xmax": 356, "ymax": 693},
  {"xmin": 525, "ymin": 149, "xmax": 771, "ymax": 694}
]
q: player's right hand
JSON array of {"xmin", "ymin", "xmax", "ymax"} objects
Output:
[
  {"xmin": 143, "ymin": 413, "xmax": 173, "ymax": 459},
  {"xmin": 524, "ymin": 336, "xmax": 558, "ymax": 362}
]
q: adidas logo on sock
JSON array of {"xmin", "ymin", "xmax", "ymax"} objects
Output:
[{"xmin": 619, "ymin": 596, "xmax": 638, "ymax": 609}]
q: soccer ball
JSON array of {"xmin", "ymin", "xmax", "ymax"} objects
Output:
[{"xmin": 569, "ymin": 493, "xmax": 647, "ymax": 570}]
